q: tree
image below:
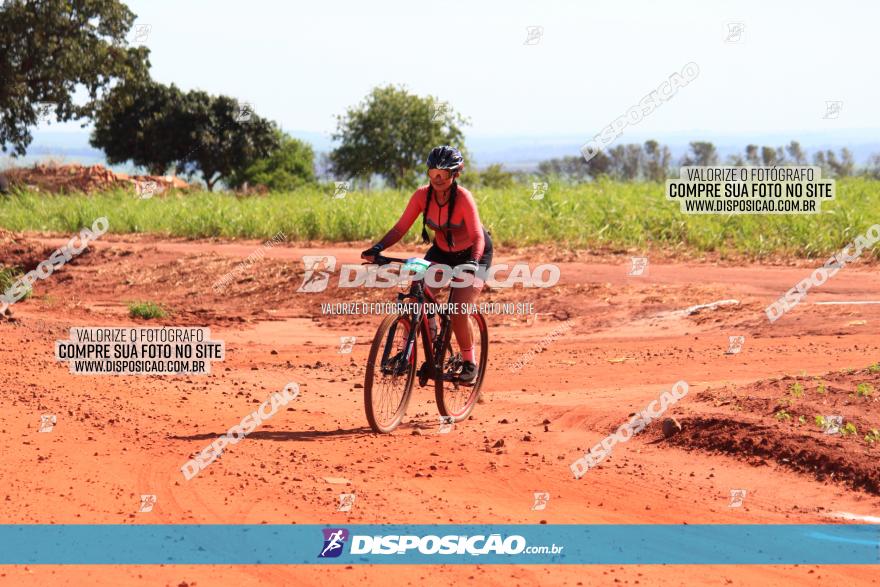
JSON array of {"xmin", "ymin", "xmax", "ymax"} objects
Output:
[
  {"xmin": 174, "ymin": 91, "xmax": 279, "ymax": 191},
  {"xmin": 583, "ymin": 150, "xmax": 612, "ymax": 178},
  {"xmin": 465, "ymin": 163, "xmax": 514, "ymax": 189},
  {"xmin": 745, "ymin": 144, "xmax": 761, "ymax": 166},
  {"xmin": 785, "ymin": 141, "xmax": 807, "ymax": 165},
  {"xmin": 537, "ymin": 154, "xmax": 611, "ymax": 182},
  {"xmin": 91, "ymin": 80, "xmax": 187, "ymax": 175},
  {"xmin": 813, "ymin": 149, "xmax": 854, "ymax": 178},
  {"xmin": 761, "ymin": 146, "xmax": 785, "ymax": 166},
  {"xmin": 681, "ymin": 141, "xmax": 718, "ymax": 167},
  {"xmin": 330, "ymin": 85, "xmax": 467, "ymax": 188},
  {"xmin": 90, "ymin": 82, "xmax": 279, "ymax": 191},
  {"xmin": 606, "ymin": 144, "xmax": 643, "ymax": 180},
  {"xmin": 538, "ymin": 156, "xmax": 587, "ymax": 182},
  {"xmin": 623, "ymin": 144, "xmax": 644, "ymax": 179},
  {"xmin": 813, "ymin": 150, "xmax": 827, "ymax": 173},
  {"xmin": 835, "ymin": 148, "xmax": 855, "ymax": 177},
  {"xmin": 819, "ymin": 148, "xmax": 854, "ymax": 178},
  {"xmin": 865, "ymin": 153, "xmax": 880, "ymax": 180},
  {"xmin": 0, "ymin": 0, "xmax": 150, "ymax": 155},
  {"xmin": 642, "ymin": 140, "xmax": 671, "ymax": 181},
  {"xmin": 228, "ymin": 131, "xmax": 315, "ymax": 191}
]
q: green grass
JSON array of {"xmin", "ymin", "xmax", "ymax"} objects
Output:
[
  {"xmin": 856, "ymin": 383, "xmax": 874, "ymax": 398},
  {"xmin": 789, "ymin": 382, "xmax": 805, "ymax": 398},
  {"xmin": 1, "ymin": 177, "xmax": 879, "ymax": 257},
  {"xmin": 128, "ymin": 301, "xmax": 167, "ymax": 320},
  {"xmin": 775, "ymin": 409, "xmax": 792, "ymax": 422},
  {"xmin": 0, "ymin": 266, "xmax": 31, "ymax": 300}
]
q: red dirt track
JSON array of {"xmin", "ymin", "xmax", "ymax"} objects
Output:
[{"xmin": 2, "ymin": 232, "xmax": 879, "ymax": 585}]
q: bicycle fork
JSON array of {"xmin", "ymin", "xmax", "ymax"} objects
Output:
[{"xmin": 380, "ymin": 308, "xmax": 429, "ymax": 377}]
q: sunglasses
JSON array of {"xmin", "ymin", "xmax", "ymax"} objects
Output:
[{"xmin": 427, "ymin": 169, "xmax": 452, "ymax": 181}]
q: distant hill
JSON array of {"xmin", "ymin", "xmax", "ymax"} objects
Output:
[
  {"xmin": 5, "ymin": 128, "xmax": 879, "ymax": 173},
  {"xmin": 466, "ymin": 130, "xmax": 880, "ymax": 171}
]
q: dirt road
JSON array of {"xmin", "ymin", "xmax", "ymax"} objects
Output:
[{"xmin": 2, "ymin": 233, "xmax": 879, "ymax": 585}]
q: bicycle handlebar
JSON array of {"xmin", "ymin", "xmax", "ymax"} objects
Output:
[{"xmin": 364, "ymin": 254, "xmax": 409, "ymax": 266}]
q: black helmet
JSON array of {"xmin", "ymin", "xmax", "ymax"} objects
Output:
[{"xmin": 426, "ymin": 146, "xmax": 464, "ymax": 172}]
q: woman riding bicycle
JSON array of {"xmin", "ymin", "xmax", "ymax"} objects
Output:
[{"xmin": 361, "ymin": 145, "xmax": 493, "ymax": 383}]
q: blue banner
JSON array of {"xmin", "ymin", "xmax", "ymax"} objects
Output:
[{"xmin": 0, "ymin": 524, "xmax": 877, "ymax": 564}]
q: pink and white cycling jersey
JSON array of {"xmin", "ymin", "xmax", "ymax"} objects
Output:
[{"xmin": 376, "ymin": 185, "xmax": 486, "ymax": 260}]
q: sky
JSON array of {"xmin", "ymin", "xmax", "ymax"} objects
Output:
[
  {"xmin": 103, "ymin": 0, "xmax": 877, "ymax": 140},
  {"xmin": 25, "ymin": 0, "xmax": 879, "ymax": 170}
]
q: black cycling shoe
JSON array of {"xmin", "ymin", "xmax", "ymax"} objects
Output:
[
  {"xmin": 417, "ymin": 361, "xmax": 432, "ymax": 386},
  {"xmin": 458, "ymin": 361, "xmax": 478, "ymax": 383}
]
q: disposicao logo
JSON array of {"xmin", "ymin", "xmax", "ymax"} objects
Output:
[
  {"xmin": 318, "ymin": 528, "xmax": 349, "ymax": 558},
  {"xmin": 298, "ymin": 256, "xmax": 336, "ymax": 293}
]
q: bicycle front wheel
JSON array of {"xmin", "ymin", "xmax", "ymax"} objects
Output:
[{"xmin": 364, "ymin": 313, "xmax": 417, "ymax": 433}]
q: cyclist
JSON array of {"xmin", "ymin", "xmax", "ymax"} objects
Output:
[{"xmin": 361, "ymin": 145, "xmax": 493, "ymax": 383}]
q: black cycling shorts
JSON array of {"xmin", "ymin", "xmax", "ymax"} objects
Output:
[{"xmin": 424, "ymin": 227, "xmax": 493, "ymax": 272}]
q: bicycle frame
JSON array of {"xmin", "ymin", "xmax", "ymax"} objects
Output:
[{"xmin": 373, "ymin": 256, "xmax": 454, "ymax": 381}]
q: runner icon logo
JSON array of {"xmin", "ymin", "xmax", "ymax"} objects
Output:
[
  {"xmin": 39, "ymin": 414, "xmax": 57, "ymax": 432},
  {"xmin": 139, "ymin": 494, "xmax": 157, "ymax": 513},
  {"xmin": 136, "ymin": 180, "xmax": 158, "ymax": 200},
  {"xmin": 338, "ymin": 493, "xmax": 356, "ymax": 512},
  {"xmin": 438, "ymin": 415, "xmax": 455, "ymax": 434},
  {"xmin": 725, "ymin": 22, "xmax": 745, "ymax": 43},
  {"xmin": 728, "ymin": 489, "xmax": 747, "ymax": 508},
  {"xmin": 726, "ymin": 335, "xmax": 745, "ymax": 355},
  {"xmin": 823, "ymin": 415, "xmax": 843, "ymax": 435},
  {"xmin": 339, "ymin": 336, "xmax": 356, "ymax": 354},
  {"xmin": 629, "ymin": 257, "xmax": 648, "ymax": 276},
  {"xmin": 432, "ymin": 101, "xmax": 449, "ymax": 121},
  {"xmin": 132, "ymin": 23, "xmax": 151, "ymax": 43},
  {"xmin": 334, "ymin": 182, "xmax": 350, "ymax": 199},
  {"xmin": 524, "ymin": 25, "xmax": 543, "ymax": 45},
  {"xmin": 319, "ymin": 528, "xmax": 349, "ymax": 558},
  {"xmin": 531, "ymin": 182, "xmax": 548, "ymax": 200},
  {"xmin": 823, "ymin": 101, "xmax": 843, "ymax": 120},
  {"xmin": 236, "ymin": 102, "xmax": 253, "ymax": 123},
  {"xmin": 298, "ymin": 256, "xmax": 336, "ymax": 293},
  {"xmin": 531, "ymin": 492, "xmax": 550, "ymax": 511}
]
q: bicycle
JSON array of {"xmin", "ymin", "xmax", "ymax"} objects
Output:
[{"xmin": 363, "ymin": 255, "xmax": 489, "ymax": 433}]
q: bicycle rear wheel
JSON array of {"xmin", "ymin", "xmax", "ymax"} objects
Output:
[
  {"xmin": 435, "ymin": 311, "xmax": 488, "ymax": 422},
  {"xmin": 364, "ymin": 313, "xmax": 417, "ymax": 433}
]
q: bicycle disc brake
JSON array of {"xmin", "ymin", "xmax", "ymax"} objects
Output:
[{"xmin": 381, "ymin": 351, "xmax": 409, "ymax": 376}]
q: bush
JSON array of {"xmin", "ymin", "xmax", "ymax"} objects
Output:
[
  {"xmin": 0, "ymin": 266, "xmax": 30, "ymax": 300},
  {"xmin": 465, "ymin": 163, "xmax": 515, "ymax": 189},
  {"xmin": 128, "ymin": 301, "xmax": 167, "ymax": 319},
  {"xmin": 228, "ymin": 133, "xmax": 316, "ymax": 191}
]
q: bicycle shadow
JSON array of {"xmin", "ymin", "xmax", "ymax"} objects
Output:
[
  {"xmin": 396, "ymin": 416, "xmax": 454, "ymax": 433},
  {"xmin": 170, "ymin": 417, "xmax": 451, "ymax": 441},
  {"xmin": 170, "ymin": 426, "xmax": 373, "ymax": 442}
]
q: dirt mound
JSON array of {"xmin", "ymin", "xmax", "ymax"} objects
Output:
[
  {"xmin": 670, "ymin": 416, "xmax": 880, "ymax": 493},
  {"xmin": 1, "ymin": 163, "xmax": 189, "ymax": 194},
  {"xmin": 0, "ymin": 229, "xmax": 50, "ymax": 266},
  {"xmin": 668, "ymin": 369, "xmax": 880, "ymax": 493}
]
